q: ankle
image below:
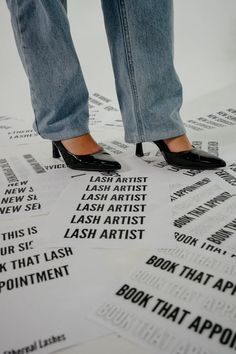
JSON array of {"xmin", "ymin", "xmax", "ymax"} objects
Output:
[
  {"xmin": 163, "ymin": 134, "xmax": 192, "ymax": 152},
  {"xmin": 61, "ymin": 134, "xmax": 102, "ymax": 155}
]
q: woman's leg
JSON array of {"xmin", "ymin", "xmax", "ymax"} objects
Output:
[
  {"xmin": 100, "ymin": 0, "xmax": 191, "ymax": 151},
  {"xmin": 6, "ymin": 0, "xmax": 101, "ymax": 154}
]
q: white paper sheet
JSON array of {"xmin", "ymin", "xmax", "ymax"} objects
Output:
[
  {"xmin": 0, "ymin": 178, "xmax": 50, "ymax": 220},
  {"xmin": 0, "ymin": 219, "xmax": 145, "ymax": 354},
  {"xmin": 183, "ymin": 107, "xmax": 236, "ymax": 134},
  {"xmin": 0, "ymin": 141, "xmax": 77, "ymax": 181},
  {"xmin": 0, "ymin": 120, "xmax": 43, "ymax": 146},
  {"xmin": 91, "ymin": 249, "xmax": 236, "ymax": 354},
  {"xmin": 171, "ymin": 177, "xmax": 236, "ymax": 256},
  {"xmin": 205, "ymin": 163, "xmax": 236, "ymax": 193},
  {"xmin": 35, "ymin": 172, "xmax": 174, "ymax": 249}
]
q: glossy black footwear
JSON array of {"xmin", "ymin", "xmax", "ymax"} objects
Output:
[
  {"xmin": 135, "ymin": 143, "xmax": 144, "ymax": 157},
  {"xmin": 52, "ymin": 141, "xmax": 121, "ymax": 171},
  {"xmin": 135, "ymin": 140, "xmax": 226, "ymax": 170}
]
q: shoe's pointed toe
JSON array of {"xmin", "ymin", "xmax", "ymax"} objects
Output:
[
  {"xmin": 165, "ymin": 148, "xmax": 227, "ymax": 170},
  {"xmin": 217, "ymin": 158, "xmax": 226, "ymax": 168}
]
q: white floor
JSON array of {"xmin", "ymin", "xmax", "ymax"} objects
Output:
[{"xmin": 1, "ymin": 1, "xmax": 236, "ymax": 354}]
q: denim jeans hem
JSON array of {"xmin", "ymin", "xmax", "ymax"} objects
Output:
[
  {"xmin": 124, "ymin": 125, "xmax": 187, "ymax": 144},
  {"xmin": 33, "ymin": 125, "xmax": 90, "ymax": 141}
]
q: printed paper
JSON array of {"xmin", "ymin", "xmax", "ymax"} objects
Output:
[
  {"xmin": 36, "ymin": 173, "xmax": 174, "ymax": 249},
  {"xmin": 1, "ymin": 219, "xmax": 133, "ymax": 353},
  {"xmin": 91, "ymin": 249, "xmax": 236, "ymax": 354},
  {"xmin": 171, "ymin": 177, "xmax": 236, "ymax": 256}
]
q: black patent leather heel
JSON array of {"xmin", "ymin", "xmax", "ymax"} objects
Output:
[
  {"xmin": 52, "ymin": 143, "xmax": 60, "ymax": 158},
  {"xmin": 135, "ymin": 143, "xmax": 144, "ymax": 157},
  {"xmin": 135, "ymin": 139, "xmax": 226, "ymax": 170},
  {"xmin": 51, "ymin": 141, "xmax": 121, "ymax": 171},
  {"xmin": 153, "ymin": 139, "xmax": 226, "ymax": 170}
]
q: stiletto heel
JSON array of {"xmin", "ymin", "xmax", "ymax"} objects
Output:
[
  {"xmin": 135, "ymin": 143, "xmax": 144, "ymax": 157},
  {"xmin": 51, "ymin": 141, "xmax": 121, "ymax": 171},
  {"xmin": 52, "ymin": 143, "xmax": 60, "ymax": 158}
]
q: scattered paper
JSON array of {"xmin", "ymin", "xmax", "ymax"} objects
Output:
[
  {"xmin": 91, "ymin": 249, "xmax": 236, "ymax": 354},
  {"xmin": 0, "ymin": 219, "xmax": 144, "ymax": 353},
  {"xmin": 36, "ymin": 173, "xmax": 174, "ymax": 249}
]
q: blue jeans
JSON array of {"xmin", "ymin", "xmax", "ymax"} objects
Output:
[{"xmin": 6, "ymin": 0, "xmax": 186, "ymax": 143}]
